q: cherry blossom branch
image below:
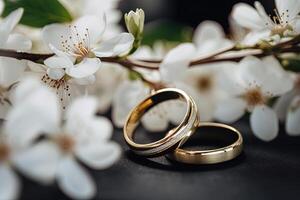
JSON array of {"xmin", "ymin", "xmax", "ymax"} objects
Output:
[{"xmin": 0, "ymin": 34, "xmax": 300, "ymax": 71}]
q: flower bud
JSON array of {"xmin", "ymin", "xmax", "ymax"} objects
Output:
[{"xmin": 124, "ymin": 8, "xmax": 145, "ymax": 39}]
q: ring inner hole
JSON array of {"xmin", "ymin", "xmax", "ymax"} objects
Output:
[
  {"xmin": 132, "ymin": 94, "xmax": 187, "ymax": 144},
  {"xmin": 181, "ymin": 126, "xmax": 238, "ymax": 151}
]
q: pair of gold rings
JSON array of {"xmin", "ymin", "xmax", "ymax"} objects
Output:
[{"xmin": 123, "ymin": 88, "xmax": 243, "ymax": 165}]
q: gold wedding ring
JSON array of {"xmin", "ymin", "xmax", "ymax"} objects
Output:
[
  {"xmin": 167, "ymin": 122, "xmax": 243, "ymax": 164},
  {"xmin": 123, "ymin": 88, "xmax": 199, "ymax": 157}
]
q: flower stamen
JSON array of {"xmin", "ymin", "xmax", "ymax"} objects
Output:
[
  {"xmin": 243, "ymin": 87, "xmax": 267, "ymax": 107},
  {"xmin": 41, "ymin": 74, "xmax": 71, "ymax": 110},
  {"xmin": 55, "ymin": 134, "xmax": 75, "ymax": 153},
  {"xmin": 196, "ymin": 75, "xmax": 214, "ymax": 92},
  {"xmin": 0, "ymin": 143, "xmax": 10, "ymax": 161}
]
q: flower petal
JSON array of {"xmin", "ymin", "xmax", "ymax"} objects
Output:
[
  {"xmin": 5, "ymin": 83, "xmax": 61, "ymax": 146},
  {"xmin": 231, "ymin": 3, "xmax": 264, "ymax": 30},
  {"xmin": 141, "ymin": 104, "xmax": 169, "ymax": 132},
  {"xmin": 42, "ymin": 23, "xmax": 69, "ymax": 51},
  {"xmin": 27, "ymin": 61, "xmax": 47, "ymax": 73},
  {"xmin": 47, "ymin": 68, "xmax": 65, "ymax": 80},
  {"xmin": 250, "ymin": 105, "xmax": 279, "ymax": 141},
  {"xmin": 193, "ymin": 20, "xmax": 225, "ymax": 47},
  {"xmin": 112, "ymin": 80, "xmax": 149, "ymax": 127},
  {"xmin": 76, "ymin": 141, "xmax": 121, "ymax": 170},
  {"xmin": 286, "ymin": 96, "xmax": 300, "ymax": 136},
  {"xmin": 254, "ymin": 1, "xmax": 274, "ymax": 29},
  {"xmin": 73, "ymin": 14, "xmax": 106, "ymax": 44},
  {"xmin": 0, "ymin": 165, "xmax": 20, "ymax": 200},
  {"xmin": 275, "ymin": 0, "xmax": 300, "ymax": 22},
  {"xmin": 0, "ymin": 103, "xmax": 10, "ymax": 119},
  {"xmin": 239, "ymin": 56, "xmax": 293, "ymax": 96},
  {"xmin": 159, "ymin": 43, "xmax": 196, "ymax": 83},
  {"xmin": 66, "ymin": 58, "xmax": 101, "ymax": 78},
  {"xmin": 0, "ymin": 57, "xmax": 26, "ymax": 87},
  {"xmin": 65, "ymin": 96, "xmax": 98, "ymax": 120},
  {"xmin": 4, "ymin": 33, "xmax": 32, "ymax": 51},
  {"xmin": 0, "ymin": 8, "xmax": 23, "ymax": 46},
  {"xmin": 57, "ymin": 157, "xmax": 96, "ymax": 199},
  {"xmin": 273, "ymin": 91, "xmax": 296, "ymax": 121},
  {"xmin": 12, "ymin": 141, "xmax": 61, "ymax": 184},
  {"xmin": 44, "ymin": 56, "xmax": 74, "ymax": 69},
  {"xmin": 11, "ymin": 77, "xmax": 42, "ymax": 104},
  {"xmin": 93, "ymin": 33, "xmax": 134, "ymax": 57},
  {"xmin": 72, "ymin": 75, "xmax": 96, "ymax": 85},
  {"xmin": 214, "ymin": 97, "xmax": 247, "ymax": 123}
]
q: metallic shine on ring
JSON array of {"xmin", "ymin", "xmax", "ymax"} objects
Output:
[
  {"xmin": 167, "ymin": 122, "xmax": 243, "ymax": 164},
  {"xmin": 123, "ymin": 88, "xmax": 199, "ymax": 157}
]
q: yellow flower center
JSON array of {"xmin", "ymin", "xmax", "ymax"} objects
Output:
[
  {"xmin": 243, "ymin": 87, "xmax": 267, "ymax": 107},
  {"xmin": 55, "ymin": 134, "xmax": 75, "ymax": 153},
  {"xmin": 0, "ymin": 143, "xmax": 10, "ymax": 161},
  {"xmin": 196, "ymin": 75, "xmax": 214, "ymax": 92},
  {"xmin": 60, "ymin": 25, "xmax": 92, "ymax": 60}
]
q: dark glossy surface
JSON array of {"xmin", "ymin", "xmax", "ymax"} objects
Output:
[{"xmin": 20, "ymin": 118, "xmax": 300, "ymax": 200}]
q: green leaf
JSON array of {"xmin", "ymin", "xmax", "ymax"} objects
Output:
[
  {"xmin": 280, "ymin": 56, "xmax": 300, "ymax": 72},
  {"xmin": 142, "ymin": 20, "xmax": 193, "ymax": 46},
  {"xmin": 2, "ymin": 0, "xmax": 73, "ymax": 27}
]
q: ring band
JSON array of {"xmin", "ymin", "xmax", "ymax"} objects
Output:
[
  {"xmin": 167, "ymin": 122, "xmax": 243, "ymax": 164},
  {"xmin": 123, "ymin": 88, "xmax": 199, "ymax": 157}
]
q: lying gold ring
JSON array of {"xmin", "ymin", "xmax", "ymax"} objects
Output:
[
  {"xmin": 167, "ymin": 122, "xmax": 243, "ymax": 164},
  {"xmin": 123, "ymin": 88, "xmax": 199, "ymax": 157}
]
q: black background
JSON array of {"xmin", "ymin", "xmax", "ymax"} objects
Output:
[
  {"xmin": 120, "ymin": 0, "xmax": 274, "ymax": 31},
  {"xmin": 21, "ymin": 117, "xmax": 300, "ymax": 200}
]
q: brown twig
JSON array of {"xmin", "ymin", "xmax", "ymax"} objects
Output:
[{"xmin": 0, "ymin": 36, "xmax": 300, "ymax": 71}]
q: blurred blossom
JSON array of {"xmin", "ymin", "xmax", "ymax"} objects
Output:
[
  {"xmin": 274, "ymin": 75, "xmax": 300, "ymax": 136},
  {"xmin": 3, "ymin": 77, "xmax": 121, "ymax": 199},
  {"xmin": 215, "ymin": 56, "xmax": 293, "ymax": 141},
  {"xmin": 0, "ymin": 8, "xmax": 32, "ymax": 51},
  {"xmin": 0, "ymin": 57, "xmax": 27, "ymax": 119},
  {"xmin": 88, "ymin": 63, "xmax": 128, "ymax": 113},
  {"xmin": 59, "ymin": 0, "xmax": 123, "ymax": 38},
  {"xmin": 27, "ymin": 61, "xmax": 88, "ymax": 110},
  {"xmin": 193, "ymin": 20, "xmax": 233, "ymax": 57}
]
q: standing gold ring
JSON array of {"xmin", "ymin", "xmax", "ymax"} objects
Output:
[
  {"xmin": 123, "ymin": 88, "xmax": 199, "ymax": 157},
  {"xmin": 167, "ymin": 122, "xmax": 243, "ymax": 164}
]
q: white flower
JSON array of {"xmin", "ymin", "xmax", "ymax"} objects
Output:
[
  {"xmin": 59, "ymin": 0, "xmax": 122, "ymax": 39},
  {"xmin": 274, "ymin": 75, "xmax": 300, "ymax": 136},
  {"xmin": 88, "ymin": 63, "xmax": 128, "ymax": 113},
  {"xmin": 232, "ymin": 0, "xmax": 300, "ymax": 43},
  {"xmin": 215, "ymin": 56, "xmax": 293, "ymax": 141},
  {"xmin": 0, "ymin": 78, "xmax": 61, "ymax": 200},
  {"xmin": 0, "ymin": 8, "xmax": 32, "ymax": 51},
  {"xmin": 0, "ymin": 57, "xmax": 27, "ymax": 119},
  {"xmin": 182, "ymin": 63, "xmax": 236, "ymax": 122},
  {"xmin": 112, "ymin": 80, "xmax": 150, "ymax": 128},
  {"xmin": 178, "ymin": 21, "xmax": 235, "ymax": 121},
  {"xmin": 5, "ymin": 78, "xmax": 121, "ymax": 199},
  {"xmin": 42, "ymin": 15, "xmax": 134, "ymax": 79},
  {"xmin": 193, "ymin": 20, "xmax": 233, "ymax": 57},
  {"xmin": 27, "ymin": 60, "xmax": 92, "ymax": 109},
  {"xmin": 0, "ymin": 133, "xmax": 21, "ymax": 200},
  {"xmin": 159, "ymin": 43, "xmax": 196, "ymax": 83}
]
